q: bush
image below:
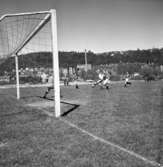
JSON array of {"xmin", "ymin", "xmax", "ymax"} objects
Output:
[
  {"xmin": 79, "ymin": 69, "xmax": 98, "ymax": 80},
  {"xmin": 20, "ymin": 76, "xmax": 41, "ymax": 84},
  {"xmin": 86, "ymin": 70, "xmax": 98, "ymax": 80},
  {"xmin": 0, "ymin": 81, "xmax": 10, "ymax": 85},
  {"xmin": 131, "ymin": 75, "xmax": 143, "ymax": 80},
  {"xmin": 110, "ymin": 75, "xmax": 121, "ymax": 81}
]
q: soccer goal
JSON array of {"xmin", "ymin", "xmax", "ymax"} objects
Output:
[{"xmin": 0, "ymin": 9, "xmax": 61, "ymax": 117}]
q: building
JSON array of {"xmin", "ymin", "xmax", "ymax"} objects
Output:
[{"xmin": 77, "ymin": 64, "xmax": 92, "ymax": 71}]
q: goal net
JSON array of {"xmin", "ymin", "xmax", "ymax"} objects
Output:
[{"xmin": 0, "ymin": 9, "xmax": 61, "ymax": 117}]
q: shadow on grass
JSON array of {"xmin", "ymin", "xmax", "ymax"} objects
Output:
[
  {"xmin": 20, "ymin": 95, "xmax": 80, "ymax": 117},
  {"xmin": 60, "ymin": 102, "xmax": 80, "ymax": 117},
  {"xmin": 36, "ymin": 96, "xmax": 80, "ymax": 117}
]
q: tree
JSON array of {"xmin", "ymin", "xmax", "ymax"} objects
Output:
[{"xmin": 140, "ymin": 64, "xmax": 154, "ymax": 79}]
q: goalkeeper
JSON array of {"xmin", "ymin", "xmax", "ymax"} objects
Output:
[
  {"xmin": 43, "ymin": 74, "xmax": 54, "ymax": 98},
  {"xmin": 43, "ymin": 73, "xmax": 62, "ymax": 99}
]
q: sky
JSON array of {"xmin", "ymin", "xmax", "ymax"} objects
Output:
[{"xmin": 0, "ymin": 0, "xmax": 163, "ymax": 53}]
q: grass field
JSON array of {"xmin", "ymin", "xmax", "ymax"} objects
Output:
[{"xmin": 0, "ymin": 80, "xmax": 162, "ymax": 167}]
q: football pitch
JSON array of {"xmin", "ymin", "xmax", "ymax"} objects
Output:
[{"xmin": 0, "ymin": 80, "xmax": 162, "ymax": 167}]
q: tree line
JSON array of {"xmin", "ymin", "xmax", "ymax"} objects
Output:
[{"xmin": 0, "ymin": 48, "xmax": 163, "ymax": 74}]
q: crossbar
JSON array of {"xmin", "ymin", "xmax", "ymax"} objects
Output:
[{"xmin": 0, "ymin": 10, "xmax": 50, "ymax": 22}]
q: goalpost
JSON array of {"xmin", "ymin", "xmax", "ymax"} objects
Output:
[{"xmin": 0, "ymin": 9, "xmax": 61, "ymax": 117}]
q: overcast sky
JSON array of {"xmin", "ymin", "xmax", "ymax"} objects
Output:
[{"xmin": 0, "ymin": 0, "xmax": 163, "ymax": 53}]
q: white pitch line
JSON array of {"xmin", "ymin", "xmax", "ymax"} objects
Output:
[
  {"xmin": 0, "ymin": 82, "xmax": 91, "ymax": 89},
  {"xmin": 37, "ymin": 108, "xmax": 162, "ymax": 167},
  {"xmin": 60, "ymin": 118, "xmax": 163, "ymax": 167}
]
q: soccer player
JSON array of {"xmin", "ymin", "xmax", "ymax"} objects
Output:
[
  {"xmin": 63, "ymin": 73, "xmax": 69, "ymax": 86},
  {"xmin": 102, "ymin": 72, "xmax": 111, "ymax": 89},
  {"xmin": 74, "ymin": 68, "xmax": 80, "ymax": 89},
  {"xmin": 43, "ymin": 73, "xmax": 54, "ymax": 98},
  {"xmin": 43, "ymin": 72, "xmax": 63, "ymax": 99},
  {"xmin": 124, "ymin": 72, "xmax": 132, "ymax": 87},
  {"xmin": 41, "ymin": 72, "xmax": 48, "ymax": 83},
  {"xmin": 92, "ymin": 70, "xmax": 107, "ymax": 88}
]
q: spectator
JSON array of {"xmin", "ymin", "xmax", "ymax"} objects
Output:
[{"xmin": 41, "ymin": 72, "xmax": 47, "ymax": 83}]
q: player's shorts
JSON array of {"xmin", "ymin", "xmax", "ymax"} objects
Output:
[{"xmin": 126, "ymin": 81, "xmax": 131, "ymax": 85}]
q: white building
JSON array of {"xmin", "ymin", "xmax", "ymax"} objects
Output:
[{"xmin": 77, "ymin": 64, "xmax": 92, "ymax": 71}]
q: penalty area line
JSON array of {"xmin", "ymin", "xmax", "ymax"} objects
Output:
[{"xmin": 60, "ymin": 118, "xmax": 162, "ymax": 167}]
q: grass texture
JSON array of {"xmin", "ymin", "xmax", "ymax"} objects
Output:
[{"xmin": 0, "ymin": 80, "xmax": 162, "ymax": 167}]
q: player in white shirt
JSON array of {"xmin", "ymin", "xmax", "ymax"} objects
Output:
[
  {"xmin": 41, "ymin": 72, "xmax": 47, "ymax": 83},
  {"xmin": 102, "ymin": 72, "xmax": 111, "ymax": 89},
  {"xmin": 124, "ymin": 72, "xmax": 132, "ymax": 87},
  {"xmin": 92, "ymin": 71, "xmax": 104, "ymax": 87},
  {"xmin": 92, "ymin": 70, "xmax": 111, "ymax": 89}
]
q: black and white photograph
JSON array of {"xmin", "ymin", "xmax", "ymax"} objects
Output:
[{"xmin": 0, "ymin": 0, "xmax": 163, "ymax": 166}]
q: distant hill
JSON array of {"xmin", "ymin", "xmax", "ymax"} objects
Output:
[{"xmin": 0, "ymin": 48, "xmax": 163, "ymax": 74}]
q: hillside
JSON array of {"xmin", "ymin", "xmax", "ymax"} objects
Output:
[{"xmin": 0, "ymin": 48, "xmax": 163, "ymax": 74}]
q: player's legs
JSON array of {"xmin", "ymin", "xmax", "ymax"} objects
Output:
[
  {"xmin": 103, "ymin": 79, "xmax": 110, "ymax": 89},
  {"xmin": 124, "ymin": 81, "xmax": 127, "ymax": 87},
  {"xmin": 92, "ymin": 79, "xmax": 103, "ymax": 87},
  {"xmin": 124, "ymin": 81, "xmax": 131, "ymax": 87},
  {"xmin": 75, "ymin": 84, "xmax": 79, "ymax": 89},
  {"xmin": 43, "ymin": 86, "xmax": 53, "ymax": 98},
  {"xmin": 73, "ymin": 79, "xmax": 79, "ymax": 89},
  {"xmin": 127, "ymin": 81, "xmax": 131, "ymax": 85}
]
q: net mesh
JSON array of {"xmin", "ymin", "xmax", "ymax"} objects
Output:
[{"xmin": 0, "ymin": 12, "xmax": 52, "ymax": 59}]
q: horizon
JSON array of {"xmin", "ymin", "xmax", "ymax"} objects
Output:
[{"xmin": 58, "ymin": 47, "xmax": 163, "ymax": 54}]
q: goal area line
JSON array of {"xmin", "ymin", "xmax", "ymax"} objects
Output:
[
  {"xmin": 60, "ymin": 118, "xmax": 162, "ymax": 167},
  {"xmin": 39, "ymin": 108, "xmax": 162, "ymax": 167}
]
